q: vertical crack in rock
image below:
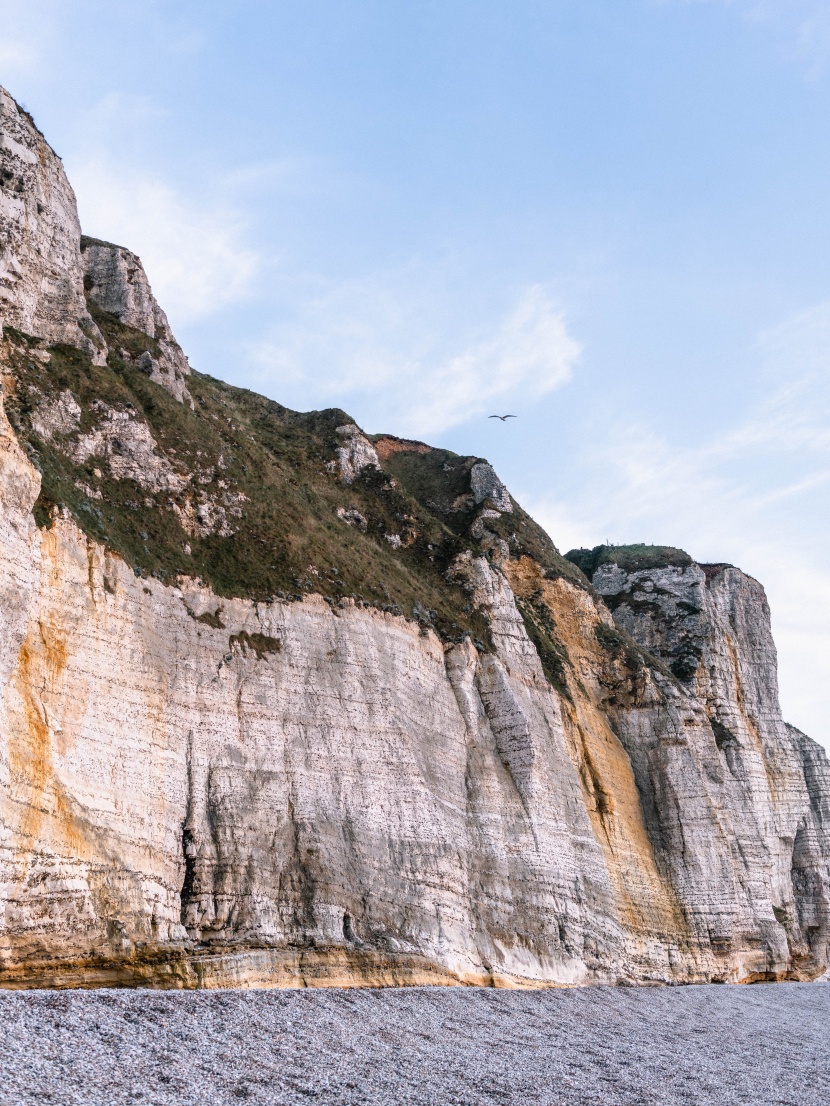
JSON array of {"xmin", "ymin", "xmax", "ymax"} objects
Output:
[
  {"xmin": 280, "ymin": 795, "xmax": 318, "ymax": 939},
  {"xmin": 179, "ymin": 732, "xmax": 199, "ymax": 930},
  {"xmin": 474, "ymin": 655, "xmax": 536, "ymax": 814}
]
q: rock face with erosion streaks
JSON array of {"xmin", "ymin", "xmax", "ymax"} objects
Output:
[
  {"xmin": 1, "ymin": 87, "xmax": 829, "ymax": 990},
  {"xmin": 585, "ymin": 552, "xmax": 830, "ymax": 975}
]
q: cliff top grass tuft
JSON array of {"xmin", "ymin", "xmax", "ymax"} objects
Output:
[
  {"xmin": 80, "ymin": 234, "xmax": 121, "ymax": 252},
  {"xmin": 565, "ymin": 544, "xmax": 693, "ymax": 578}
]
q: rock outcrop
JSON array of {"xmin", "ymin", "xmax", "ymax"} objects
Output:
[
  {"xmin": 1, "ymin": 87, "xmax": 829, "ymax": 990},
  {"xmin": 80, "ymin": 238, "xmax": 192, "ymax": 405},
  {"xmin": 333, "ymin": 423, "xmax": 379, "ymax": 484},
  {"xmin": 470, "ymin": 462, "xmax": 512, "ymax": 513}
]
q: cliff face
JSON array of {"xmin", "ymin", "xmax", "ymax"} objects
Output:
[
  {"xmin": 1, "ymin": 87, "xmax": 829, "ymax": 989},
  {"xmin": 585, "ymin": 554, "xmax": 830, "ymax": 975}
]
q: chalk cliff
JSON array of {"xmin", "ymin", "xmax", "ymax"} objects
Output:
[{"xmin": 1, "ymin": 87, "xmax": 828, "ymax": 989}]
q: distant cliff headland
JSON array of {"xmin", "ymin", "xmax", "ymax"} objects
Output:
[{"xmin": 1, "ymin": 85, "xmax": 829, "ymax": 990}]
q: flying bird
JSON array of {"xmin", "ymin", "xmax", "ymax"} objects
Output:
[{"xmin": 488, "ymin": 414, "xmax": 517, "ymax": 421}]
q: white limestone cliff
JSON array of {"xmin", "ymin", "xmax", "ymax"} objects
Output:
[
  {"xmin": 591, "ymin": 559, "xmax": 830, "ymax": 975},
  {"xmin": 1, "ymin": 85, "xmax": 829, "ymax": 990}
]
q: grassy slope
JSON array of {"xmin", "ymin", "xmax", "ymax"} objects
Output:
[{"xmin": 2, "ymin": 308, "xmax": 586, "ymax": 646}]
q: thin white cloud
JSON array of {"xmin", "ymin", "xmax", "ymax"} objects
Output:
[
  {"xmin": 661, "ymin": 0, "xmax": 830, "ymax": 73},
  {"xmin": 0, "ymin": 0, "xmax": 60, "ymax": 78},
  {"xmin": 254, "ymin": 283, "xmax": 580, "ymax": 437},
  {"xmin": 70, "ymin": 157, "xmax": 259, "ymax": 326},
  {"xmin": 524, "ymin": 298, "xmax": 830, "ymax": 748},
  {"xmin": 0, "ymin": 41, "xmax": 38, "ymax": 74},
  {"xmin": 61, "ymin": 88, "xmax": 324, "ymax": 332},
  {"xmin": 407, "ymin": 288, "xmax": 579, "ymax": 435},
  {"xmin": 79, "ymin": 90, "xmax": 168, "ymax": 132}
]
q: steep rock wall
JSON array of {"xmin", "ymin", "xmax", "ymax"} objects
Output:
[
  {"xmin": 2, "ymin": 417, "xmax": 827, "ymax": 986},
  {"xmin": 0, "ymin": 416, "xmax": 636, "ymax": 987},
  {"xmin": 591, "ymin": 558, "xmax": 830, "ymax": 975}
]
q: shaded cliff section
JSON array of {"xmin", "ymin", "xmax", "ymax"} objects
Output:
[
  {"xmin": 1, "ymin": 85, "xmax": 829, "ymax": 989},
  {"xmin": 564, "ymin": 545, "xmax": 830, "ymax": 978}
]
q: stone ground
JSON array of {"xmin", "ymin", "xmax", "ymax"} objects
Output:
[{"xmin": 0, "ymin": 983, "xmax": 827, "ymax": 1105}]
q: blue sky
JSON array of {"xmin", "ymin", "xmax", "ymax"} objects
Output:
[{"xmin": 2, "ymin": 0, "xmax": 829, "ymax": 745}]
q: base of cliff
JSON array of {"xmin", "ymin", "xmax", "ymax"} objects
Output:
[
  {"xmin": 1, "ymin": 945, "xmax": 824, "ymax": 990},
  {"xmin": 0, "ymin": 946, "xmax": 529, "ymax": 991}
]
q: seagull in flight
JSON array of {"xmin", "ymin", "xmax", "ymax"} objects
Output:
[{"xmin": 488, "ymin": 414, "xmax": 517, "ymax": 421}]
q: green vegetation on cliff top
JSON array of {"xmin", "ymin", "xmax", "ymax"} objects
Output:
[
  {"xmin": 2, "ymin": 305, "xmax": 582, "ymax": 644},
  {"xmin": 564, "ymin": 544, "xmax": 693, "ymax": 578}
]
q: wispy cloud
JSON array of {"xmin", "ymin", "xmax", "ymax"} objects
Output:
[
  {"xmin": 57, "ymin": 90, "xmax": 261, "ymax": 327},
  {"xmin": 0, "ymin": 0, "xmax": 59, "ymax": 78},
  {"xmin": 0, "ymin": 41, "xmax": 38, "ymax": 74},
  {"xmin": 253, "ymin": 283, "xmax": 580, "ymax": 437},
  {"xmin": 407, "ymin": 288, "xmax": 580, "ymax": 434},
  {"xmin": 70, "ymin": 156, "xmax": 259, "ymax": 326},
  {"xmin": 525, "ymin": 298, "xmax": 830, "ymax": 746},
  {"xmin": 662, "ymin": 0, "xmax": 830, "ymax": 73}
]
